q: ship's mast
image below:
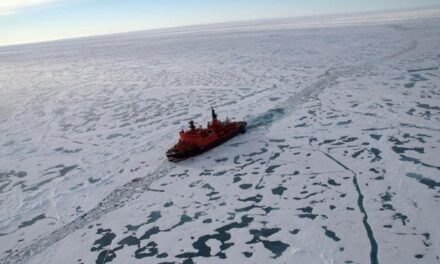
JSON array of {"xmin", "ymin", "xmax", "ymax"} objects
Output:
[
  {"xmin": 189, "ymin": 120, "xmax": 195, "ymax": 131},
  {"xmin": 211, "ymin": 108, "xmax": 217, "ymax": 121}
]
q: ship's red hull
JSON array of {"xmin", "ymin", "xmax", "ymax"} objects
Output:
[{"xmin": 166, "ymin": 121, "xmax": 246, "ymax": 162}]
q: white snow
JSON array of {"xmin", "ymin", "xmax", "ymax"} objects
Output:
[{"xmin": 1, "ymin": 8, "xmax": 440, "ymax": 264}]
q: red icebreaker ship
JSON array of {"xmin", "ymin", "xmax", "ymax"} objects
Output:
[{"xmin": 166, "ymin": 108, "xmax": 247, "ymax": 162}]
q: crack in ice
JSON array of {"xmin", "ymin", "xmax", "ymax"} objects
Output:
[{"xmin": 322, "ymin": 151, "xmax": 379, "ymax": 264}]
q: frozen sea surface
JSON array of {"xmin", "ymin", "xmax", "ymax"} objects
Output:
[{"xmin": 1, "ymin": 10, "xmax": 440, "ymax": 264}]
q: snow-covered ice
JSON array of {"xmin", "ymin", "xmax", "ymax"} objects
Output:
[{"xmin": 1, "ymin": 9, "xmax": 440, "ymax": 264}]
